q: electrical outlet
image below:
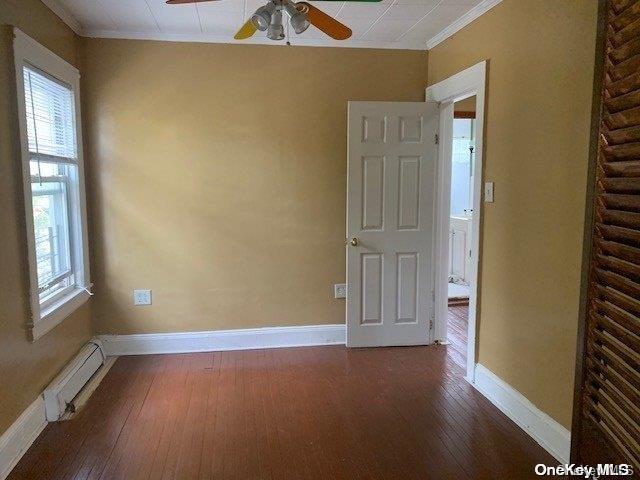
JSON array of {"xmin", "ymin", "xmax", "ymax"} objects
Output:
[
  {"xmin": 334, "ymin": 284, "xmax": 347, "ymax": 299},
  {"xmin": 133, "ymin": 289, "xmax": 152, "ymax": 306}
]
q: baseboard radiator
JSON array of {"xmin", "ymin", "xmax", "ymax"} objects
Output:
[{"xmin": 43, "ymin": 341, "xmax": 106, "ymax": 421}]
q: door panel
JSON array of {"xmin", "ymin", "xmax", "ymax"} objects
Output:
[
  {"xmin": 347, "ymin": 101, "xmax": 438, "ymax": 347},
  {"xmin": 398, "ymin": 157, "xmax": 420, "ymax": 230},
  {"xmin": 361, "ymin": 156, "xmax": 385, "ymax": 230},
  {"xmin": 397, "ymin": 252, "xmax": 418, "ymax": 324},
  {"xmin": 361, "ymin": 253, "xmax": 383, "ymax": 325}
]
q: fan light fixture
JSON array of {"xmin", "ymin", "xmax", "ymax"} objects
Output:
[
  {"xmin": 167, "ymin": 0, "xmax": 355, "ymax": 43},
  {"xmin": 251, "ymin": 3, "xmax": 275, "ymax": 31},
  {"xmin": 284, "ymin": 0, "xmax": 310, "ymax": 34},
  {"xmin": 267, "ymin": 10, "xmax": 285, "ymax": 40},
  {"xmin": 250, "ymin": 0, "xmax": 311, "ymax": 40}
]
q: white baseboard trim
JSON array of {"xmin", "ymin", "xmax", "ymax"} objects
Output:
[
  {"xmin": 98, "ymin": 324, "xmax": 347, "ymax": 356},
  {"xmin": 472, "ymin": 364, "xmax": 571, "ymax": 464},
  {"xmin": 0, "ymin": 397, "xmax": 47, "ymax": 480}
]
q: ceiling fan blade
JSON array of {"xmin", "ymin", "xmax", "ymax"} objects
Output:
[
  {"xmin": 234, "ymin": 19, "xmax": 258, "ymax": 40},
  {"xmin": 297, "ymin": 2, "xmax": 352, "ymax": 40},
  {"xmin": 166, "ymin": 0, "xmax": 219, "ymax": 4}
]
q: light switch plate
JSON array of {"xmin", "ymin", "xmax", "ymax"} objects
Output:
[
  {"xmin": 334, "ymin": 284, "xmax": 347, "ymax": 299},
  {"xmin": 484, "ymin": 182, "xmax": 494, "ymax": 203},
  {"xmin": 133, "ymin": 289, "xmax": 152, "ymax": 306}
]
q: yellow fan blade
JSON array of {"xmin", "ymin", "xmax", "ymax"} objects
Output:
[{"xmin": 234, "ymin": 19, "xmax": 257, "ymax": 40}]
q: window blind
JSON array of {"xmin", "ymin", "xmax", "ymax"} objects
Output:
[{"xmin": 23, "ymin": 65, "xmax": 77, "ymax": 163}]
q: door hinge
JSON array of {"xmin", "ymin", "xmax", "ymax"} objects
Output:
[
  {"xmin": 434, "ymin": 133, "xmax": 439, "ymax": 145},
  {"xmin": 429, "ymin": 289, "xmax": 436, "ymax": 332}
]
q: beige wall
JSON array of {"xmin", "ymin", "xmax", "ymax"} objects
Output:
[
  {"xmin": 0, "ymin": 0, "xmax": 92, "ymax": 434},
  {"xmin": 81, "ymin": 39, "xmax": 428, "ymax": 335},
  {"xmin": 428, "ymin": 0, "xmax": 598, "ymax": 428}
]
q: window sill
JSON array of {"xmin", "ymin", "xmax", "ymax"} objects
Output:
[{"xmin": 31, "ymin": 288, "xmax": 91, "ymax": 342}]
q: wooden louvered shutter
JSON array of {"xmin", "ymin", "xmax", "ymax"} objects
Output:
[{"xmin": 572, "ymin": 0, "xmax": 640, "ymax": 473}]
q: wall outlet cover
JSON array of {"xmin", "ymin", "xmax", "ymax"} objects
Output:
[
  {"xmin": 334, "ymin": 284, "xmax": 347, "ymax": 299},
  {"xmin": 133, "ymin": 289, "xmax": 152, "ymax": 306}
]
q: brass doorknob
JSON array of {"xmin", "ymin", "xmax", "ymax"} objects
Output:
[{"xmin": 347, "ymin": 237, "xmax": 359, "ymax": 247}]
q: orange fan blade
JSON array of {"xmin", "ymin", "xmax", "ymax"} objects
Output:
[
  {"xmin": 296, "ymin": 2, "xmax": 351, "ymax": 40},
  {"xmin": 234, "ymin": 19, "xmax": 257, "ymax": 40},
  {"xmin": 166, "ymin": 0, "xmax": 219, "ymax": 4}
]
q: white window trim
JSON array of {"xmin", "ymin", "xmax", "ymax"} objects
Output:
[{"xmin": 13, "ymin": 28, "xmax": 92, "ymax": 341}]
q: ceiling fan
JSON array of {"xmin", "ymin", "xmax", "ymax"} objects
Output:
[{"xmin": 166, "ymin": 0, "xmax": 382, "ymax": 42}]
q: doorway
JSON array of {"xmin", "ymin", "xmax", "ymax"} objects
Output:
[
  {"xmin": 426, "ymin": 61, "xmax": 486, "ymax": 382},
  {"xmin": 344, "ymin": 62, "xmax": 486, "ymax": 382},
  {"xmin": 446, "ymin": 97, "xmax": 476, "ymax": 369}
]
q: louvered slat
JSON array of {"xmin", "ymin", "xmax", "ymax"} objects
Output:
[
  {"xmin": 611, "ymin": 20, "xmax": 640, "ymax": 47},
  {"xmin": 600, "ymin": 177, "xmax": 640, "ymax": 193},
  {"xmin": 607, "ymin": 51, "xmax": 640, "ymax": 80},
  {"xmin": 600, "ymin": 193, "xmax": 640, "ymax": 210},
  {"xmin": 588, "ymin": 337, "xmax": 640, "ymax": 394},
  {"xmin": 605, "ymin": 105, "xmax": 640, "ymax": 129},
  {"xmin": 597, "ymin": 224, "xmax": 640, "ymax": 245},
  {"xmin": 603, "ymin": 159, "xmax": 640, "ymax": 175},
  {"xmin": 576, "ymin": 0, "xmax": 640, "ymax": 473},
  {"xmin": 587, "ymin": 397, "xmax": 640, "ymax": 461},
  {"xmin": 596, "ymin": 239, "xmax": 640, "ymax": 266},
  {"xmin": 586, "ymin": 357, "xmax": 640, "ymax": 409},
  {"xmin": 586, "ymin": 382, "xmax": 640, "ymax": 445},
  {"xmin": 596, "ymin": 284, "xmax": 640, "ymax": 317}
]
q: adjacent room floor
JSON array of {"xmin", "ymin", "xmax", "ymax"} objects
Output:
[
  {"xmin": 11, "ymin": 309, "xmax": 555, "ymax": 480},
  {"xmin": 446, "ymin": 305, "xmax": 468, "ymax": 371}
]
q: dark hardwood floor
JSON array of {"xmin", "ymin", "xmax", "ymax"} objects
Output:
[
  {"xmin": 447, "ymin": 305, "xmax": 468, "ymax": 370},
  {"xmin": 10, "ymin": 312, "xmax": 556, "ymax": 479}
]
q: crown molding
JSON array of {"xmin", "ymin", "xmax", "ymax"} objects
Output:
[
  {"xmin": 82, "ymin": 29, "xmax": 426, "ymax": 51},
  {"xmin": 426, "ymin": 0, "xmax": 502, "ymax": 50},
  {"xmin": 40, "ymin": 0, "xmax": 83, "ymax": 35}
]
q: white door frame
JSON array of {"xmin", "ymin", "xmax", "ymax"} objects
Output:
[{"xmin": 426, "ymin": 60, "xmax": 487, "ymax": 382}]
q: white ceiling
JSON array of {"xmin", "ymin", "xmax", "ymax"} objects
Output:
[{"xmin": 44, "ymin": 0, "xmax": 501, "ymax": 50}]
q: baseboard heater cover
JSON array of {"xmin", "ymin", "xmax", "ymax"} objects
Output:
[{"xmin": 43, "ymin": 340, "xmax": 106, "ymax": 421}]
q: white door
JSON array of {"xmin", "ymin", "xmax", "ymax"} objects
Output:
[{"xmin": 346, "ymin": 101, "xmax": 438, "ymax": 347}]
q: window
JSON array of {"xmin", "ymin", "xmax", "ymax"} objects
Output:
[
  {"xmin": 450, "ymin": 118, "xmax": 475, "ymax": 217},
  {"xmin": 14, "ymin": 29, "xmax": 91, "ymax": 340}
]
